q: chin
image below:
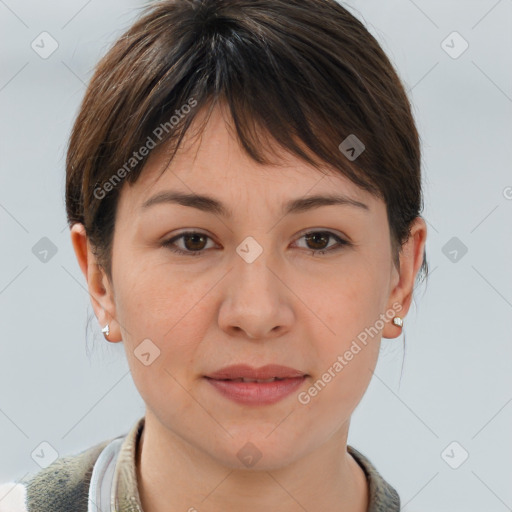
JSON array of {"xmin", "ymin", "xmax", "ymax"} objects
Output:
[{"xmin": 205, "ymin": 430, "xmax": 309, "ymax": 472}]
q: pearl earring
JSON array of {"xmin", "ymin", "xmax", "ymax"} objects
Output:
[
  {"xmin": 392, "ymin": 316, "xmax": 403, "ymax": 328},
  {"xmin": 102, "ymin": 324, "xmax": 110, "ymax": 339}
]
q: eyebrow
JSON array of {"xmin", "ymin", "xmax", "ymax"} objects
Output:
[{"xmin": 141, "ymin": 191, "xmax": 370, "ymax": 217}]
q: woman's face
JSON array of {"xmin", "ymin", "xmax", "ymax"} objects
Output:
[{"xmin": 84, "ymin": 103, "xmax": 422, "ymax": 470}]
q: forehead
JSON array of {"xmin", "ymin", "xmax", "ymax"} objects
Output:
[{"xmin": 121, "ymin": 103, "xmax": 375, "ymax": 209}]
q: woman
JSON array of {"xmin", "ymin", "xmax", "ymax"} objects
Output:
[{"xmin": 0, "ymin": 0, "xmax": 428, "ymax": 510}]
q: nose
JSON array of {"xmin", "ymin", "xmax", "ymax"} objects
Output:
[{"xmin": 217, "ymin": 245, "xmax": 294, "ymax": 340}]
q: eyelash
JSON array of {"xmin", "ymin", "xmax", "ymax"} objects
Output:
[{"xmin": 161, "ymin": 230, "xmax": 350, "ymax": 257}]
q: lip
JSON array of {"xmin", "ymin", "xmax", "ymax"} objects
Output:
[
  {"xmin": 205, "ymin": 376, "xmax": 307, "ymax": 405},
  {"xmin": 204, "ymin": 364, "xmax": 308, "ymax": 406},
  {"xmin": 205, "ymin": 364, "xmax": 307, "ymax": 380}
]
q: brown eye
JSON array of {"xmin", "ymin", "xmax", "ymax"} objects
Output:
[
  {"xmin": 304, "ymin": 232, "xmax": 330, "ymax": 250},
  {"xmin": 295, "ymin": 231, "xmax": 350, "ymax": 255},
  {"xmin": 182, "ymin": 233, "xmax": 208, "ymax": 251},
  {"xmin": 162, "ymin": 231, "xmax": 215, "ymax": 256}
]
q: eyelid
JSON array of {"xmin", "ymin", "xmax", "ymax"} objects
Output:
[{"xmin": 295, "ymin": 227, "xmax": 351, "ymax": 242}]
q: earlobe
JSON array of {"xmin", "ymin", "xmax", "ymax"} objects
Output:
[
  {"xmin": 70, "ymin": 223, "xmax": 122, "ymax": 343},
  {"xmin": 382, "ymin": 313, "xmax": 404, "ymax": 340}
]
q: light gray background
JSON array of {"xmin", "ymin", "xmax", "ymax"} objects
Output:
[{"xmin": 1, "ymin": 1, "xmax": 511, "ymax": 510}]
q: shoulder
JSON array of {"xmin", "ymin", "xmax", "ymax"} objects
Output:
[
  {"xmin": 0, "ymin": 438, "xmax": 111, "ymax": 512},
  {"xmin": 347, "ymin": 445, "xmax": 401, "ymax": 512}
]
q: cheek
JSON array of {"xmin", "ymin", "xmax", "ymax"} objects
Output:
[
  {"xmin": 115, "ymin": 256, "xmax": 203, "ymax": 334},
  {"xmin": 127, "ymin": 353, "xmax": 199, "ymax": 431},
  {"xmin": 311, "ymin": 258, "xmax": 387, "ymax": 342},
  {"xmin": 114, "ymin": 260, "xmax": 213, "ymax": 380},
  {"xmin": 300, "ymin": 284, "xmax": 383, "ymax": 421},
  {"xmin": 115, "ymin": 270, "xmax": 205, "ymax": 417},
  {"xmin": 303, "ymin": 258, "xmax": 386, "ymax": 395}
]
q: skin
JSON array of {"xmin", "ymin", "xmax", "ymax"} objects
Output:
[{"xmin": 71, "ymin": 101, "xmax": 427, "ymax": 512}]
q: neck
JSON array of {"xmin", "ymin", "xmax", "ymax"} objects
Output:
[{"xmin": 136, "ymin": 412, "xmax": 368, "ymax": 512}]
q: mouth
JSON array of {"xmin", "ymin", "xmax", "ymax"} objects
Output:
[
  {"xmin": 208, "ymin": 377, "xmax": 289, "ymax": 383},
  {"xmin": 203, "ymin": 365, "xmax": 308, "ymax": 405},
  {"xmin": 204, "ymin": 363, "xmax": 308, "ymax": 381}
]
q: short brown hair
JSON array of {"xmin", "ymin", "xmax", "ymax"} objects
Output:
[{"xmin": 66, "ymin": 0, "xmax": 428, "ymax": 285}]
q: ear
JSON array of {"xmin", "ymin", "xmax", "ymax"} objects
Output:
[
  {"xmin": 382, "ymin": 217, "xmax": 427, "ymax": 339},
  {"xmin": 70, "ymin": 223, "xmax": 122, "ymax": 343}
]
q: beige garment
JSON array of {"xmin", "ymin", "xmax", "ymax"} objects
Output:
[{"xmin": 112, "ymin": 417, "xmax": 145, "ymax": 511}]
